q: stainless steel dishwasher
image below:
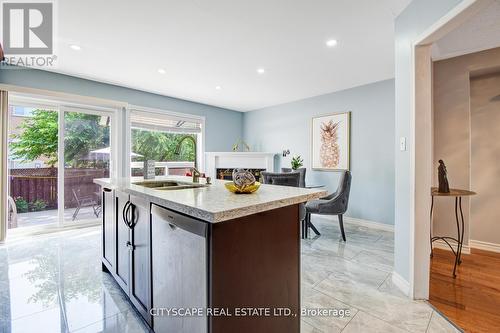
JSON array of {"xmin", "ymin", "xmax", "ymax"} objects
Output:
[{"xmin": 151, "ymin": 204, "xmax": 208, "ymax": 333}]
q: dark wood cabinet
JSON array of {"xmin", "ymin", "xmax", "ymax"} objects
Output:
[
  {"xmin": 115, "ymin": 190, "xmax": 130, "ymax": 293},
  {"xmin": 129, "ymin": 195, "xmax": 152, "ymax": 324},
  {"xmin": 102, "ymin": 188, "xmax": 115, "ymax": 272},
  {"xmin": 104, "ymin": 190, "xmax": 152, "ymax": 324},
  {"xmin": 99, "ymin": 184, "xmax": 301, "ymax": 333}
]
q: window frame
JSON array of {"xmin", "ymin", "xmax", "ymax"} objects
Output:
[
  {"xmin": 126, "ymin": 105, "xmax": 205, "ymax": 177},
  {"xmin": 7, "ymin": 93, "xmax": 119, "ymax": 228},
  {"xmin": 10, "ymin": 105, "xmax": 36, "ymax": 117}
]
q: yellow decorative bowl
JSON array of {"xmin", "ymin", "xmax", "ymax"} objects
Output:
[{"xmin": 225, "ymin": 181, "xmax": 261, "ymax": 194}]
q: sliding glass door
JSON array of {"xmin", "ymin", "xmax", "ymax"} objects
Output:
[
  {"xmin": 6, "ymin": 96, "xmax": 116, "ymax": 233},
  {"xmin": 62, "ymin": 108, "xmax": 112, "ymax": 224},
  {"xmin": 7, "ymin": 103, "xmax": 59, "ymax": 229}
]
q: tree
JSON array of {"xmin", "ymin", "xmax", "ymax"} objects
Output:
[
  {"xmin": 63, "ymin": 112, "xmax": 109, "ymax": 167},
  {"xmin": 10, "ymin": 109, "xmax": 109, "ymax": 167},
  {"xmin": 131, "ymin": 129, "xmax": 195, "ymax": 162},
  {"xmin": 10, "ymin": 110, "xmax": 59, "ymax": 166},
  {"xmin": 10, "ymin": 109, "xmax": 195, "ymax": 168}
]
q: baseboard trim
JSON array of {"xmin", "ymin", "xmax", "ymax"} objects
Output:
[
  {"xmin": 314, "ymin": 215, "xmax": 394, "ymax": 232},
  {"xmin": 344, "ymin": 217, "xmax": 394, "ymax": 232},
  {"xmin": 391, "ymin": 271, "xmax": 410, "ymax": 297},
  {"xmin": 470, "ymin": 240, "xmax": 500, "ymax": 253},
  {"xmin": 432, "ymin": 239, "xmax": 470, "ymax": 254}
]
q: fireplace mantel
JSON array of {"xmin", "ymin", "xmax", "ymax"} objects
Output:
[{"xmin": 205, "ymin": 152, "xmax": 277, "ymax": 179}]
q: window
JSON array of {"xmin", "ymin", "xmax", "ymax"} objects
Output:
[
  {"xmin": 10, "ymin": 105, "xmax": 35, "ymax": 117},
  {"xmin": 129, "ymin": 108, "xmax": 204, "ymax": 177}
]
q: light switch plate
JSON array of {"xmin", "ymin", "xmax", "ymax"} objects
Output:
[{"xmin": 400, "ymin": 137, "xmax": 407, "ymax": 151}]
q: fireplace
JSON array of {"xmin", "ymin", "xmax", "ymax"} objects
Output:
[
  {"xmin": 216, "ymin": 168, "xmax": 266, "ymax": 181},
  {"xmin": 205, "ymin": 152, "xmax": 277, "ymax": 180}
]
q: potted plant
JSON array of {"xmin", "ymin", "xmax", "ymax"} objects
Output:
[{"xmin": 290, "ymin": 155, "xmax": 304, "ymax": 170}]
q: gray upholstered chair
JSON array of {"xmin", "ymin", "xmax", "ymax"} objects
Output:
[
  {"xmin": 261, "ymin": 172, "xmax": 305, "ymax": 222},
  {"xmin": 304, "ymin": 170, "xmax": 352, "ymax": 241},
  {"xmin": 261, "ymin": 171, "xmax": 300, "ymax": 187},
  {"xmin": 281, "ymin": 168, "xmax": 306, "ymax": 188}
]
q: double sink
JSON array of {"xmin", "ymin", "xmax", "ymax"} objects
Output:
[{"xmin": 133, "ymin": 180, "xmax": 207, "ymax": 191}]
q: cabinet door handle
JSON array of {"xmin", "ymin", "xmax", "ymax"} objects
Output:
[
  {"xmin": 123, "ymin": 201, "xmax": 131, "ymax": 227},
  {"xmin": 129, "ymin": 203, "xmax": 137, "ymax": 229}
]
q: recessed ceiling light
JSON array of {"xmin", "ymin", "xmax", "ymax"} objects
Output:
[
  {"xmin": 158, "ymin": 68, "xmax": 166, "ymax": 74},
  {"xmin": 215, "ymin": 85, "xmax": 222, "ymax": 90},
  {"xmin": 257, "ymin": 68, "xmax": 265, "ymax": 74},
  {"xmin": 326, "ymin": 39, "xmax": 338, "ymax": 47},
  {"xmin": 70, "ymin": 44, "xmax": 81, "ymax": 51}
]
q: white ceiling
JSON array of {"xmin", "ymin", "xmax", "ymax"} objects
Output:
[
  {"xmin": 433, "ymin": 0, "xmax": 500, "ymax": 61},
  {"xmin": 51, "ymin": 0, "xmax": 412, "ymax": 111}
]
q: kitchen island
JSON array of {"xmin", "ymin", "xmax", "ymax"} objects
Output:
[{"xmin": 94, "ymin": 176, "xmax": 327, "ymax": 333}]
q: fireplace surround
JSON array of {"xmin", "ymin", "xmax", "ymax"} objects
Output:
[{"xmin": 205, "ymin": 152, "xmax": 277, "ymax": 180}]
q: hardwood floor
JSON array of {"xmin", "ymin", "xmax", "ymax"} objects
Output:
[{"xmin": 430, "ymin": 248, "xmax": 500, "ymax": 333}]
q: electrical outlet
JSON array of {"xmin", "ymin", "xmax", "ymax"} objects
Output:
[{"xmin": 400, "ymin": 137, "xmax": 407, "ymax": 151}]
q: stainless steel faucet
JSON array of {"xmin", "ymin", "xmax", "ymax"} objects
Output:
[
  {"xmin": 174, "ymin": 135, "xmax": 198, "ymax": 182},
  {"xmin": 191, "ymin": 167, "xmax": 201, "ymax": 183}
]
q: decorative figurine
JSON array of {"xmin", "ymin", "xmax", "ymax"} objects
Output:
[
  {"xmin": 232, "ymin": 169, "xmax": 256, "ymax": 191},
  {"xmin": 225, "ymin": 169, "xmax": 260, "ymax": 194},
  {"xmin": 438, "ymin": 159, "xmax": 450, "ymax": 193},
  {"xmin": 232, "ymin": 139, "xmax": 250, "ymax": 152}
]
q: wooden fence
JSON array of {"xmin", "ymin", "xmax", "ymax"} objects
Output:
[{"xmin": 9, "ymin": 168, "xmax": 109, "ymax": 209}]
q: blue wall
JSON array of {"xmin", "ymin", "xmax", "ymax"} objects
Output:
[
  {"xmin": 0, "ymin": 67, "xmax": 243, "ymax": 152},
  {"xmin": 394, "ymin": 0, "xmax": 465, "ymax": 282},
  {"xmin": 243, "ymin": 79, "xmax": 395, "ymax": 225}
]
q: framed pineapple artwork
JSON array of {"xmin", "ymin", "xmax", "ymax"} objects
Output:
[{"xmin": 311, "ymin": 111, "xmax": 350, "ymax": 171}]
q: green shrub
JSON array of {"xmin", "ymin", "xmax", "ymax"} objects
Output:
[
  {"xmin": 30, "ymin": 199, "xmax": 48, "ymax": 212},
  {"xmin": 15, "ymin": 197, "xmax": 29, "ymax": 213}
]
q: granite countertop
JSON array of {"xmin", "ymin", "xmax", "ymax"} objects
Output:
[{"xmin": 94, "ymin": 176, "xmax": 327, "ymax": 223}]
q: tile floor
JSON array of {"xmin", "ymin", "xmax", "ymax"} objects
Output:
[{"xmin": 0, "ymin": 216, "xmax": 460, "ymax": 333}]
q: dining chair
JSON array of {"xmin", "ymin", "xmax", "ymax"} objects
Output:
[
  {"xmin": 261, "ymin": 171, "xmax": 306, "ymax": 224},
  {"xmin": 261, "ymin": 171, "xmax": 301, "ymax": 187},
  {"xmin": 281, "ymin": 168, "xmax": 306, "ymax": 188},
  {"xmin": 304, "ymin": 170, "xmax": 352, "ymax": 241}
]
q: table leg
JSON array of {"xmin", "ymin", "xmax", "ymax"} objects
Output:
[
  {"xmin": 430, "ymin": 196, "xmax": 434, "ymax": 258},
  {"xmin": 308, "ymin": 221, "xmax": 321, "ymax": 236},
  {"xmin": 305, "ymin": 213, "xmax": 310, "ymax": 238},
  {"xmin": 301, "ymin": 219, "xmax": 305, "ymax": 239},
  {"xmin": 458, "ymin": 197, "xmax": 465, "ymax": 265},
  {"xmin": 303, "ymin": 213, "xmax": 320, "ymax": 238},
  {"xmin": 452, "ymin": 197, "xmax": 463, "ymax": 278}
]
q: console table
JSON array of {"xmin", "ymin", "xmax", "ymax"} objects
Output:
[{"xmin": 430, "ymin": 187, "xmax": 476, "ymax": 277}]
